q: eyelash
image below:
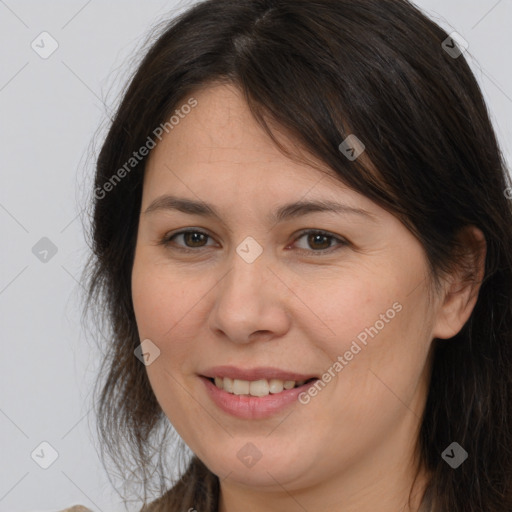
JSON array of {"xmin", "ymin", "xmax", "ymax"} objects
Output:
[{"xmin": 159, "ymin": 228, "xmax": 348, "ymax": 256}]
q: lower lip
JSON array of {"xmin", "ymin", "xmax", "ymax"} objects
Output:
[{"xmin": 200, "ymin": 376, "xmax": 318, "ymax": 420}]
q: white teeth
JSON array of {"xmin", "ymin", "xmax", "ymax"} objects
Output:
[
  {"xmin": 212, "ymin": 377, "xmax": 311, "ymax": 396},
  {"xmin": 223, "ymin": 377, "xmax": 233, "ymax": 393},
  {"xmin": 232, "ymin": 379, "xmax": 250, "ymax": 395},
  {"xmin": 268, "ymin": 379, "xmax": 284, "ymax": 394},
  {"xmin": 249, "ymin": 379, "xmax": 269, "ymax": 397}
]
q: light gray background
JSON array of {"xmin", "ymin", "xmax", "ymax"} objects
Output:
[{"xmin": 1, "ymin": 1, "xmax": 511, "ymax": 511}]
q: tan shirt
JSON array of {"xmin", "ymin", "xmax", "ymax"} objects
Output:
[{"xmin": 58, "ymin": 507, "xmax": 93, "ymax": 512}]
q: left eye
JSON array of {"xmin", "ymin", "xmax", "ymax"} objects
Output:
[
  {"xmin": 160, "ymin": 229, "xmax": 347, "ymax": 255},
  {"xmin": 292, "ymin": 230, "xmax": 348, "ymax": 253}
]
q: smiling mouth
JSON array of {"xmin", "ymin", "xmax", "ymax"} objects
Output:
[{"xmin": 207, "ymin": 376, "xmax": 318, "ymax": 397}]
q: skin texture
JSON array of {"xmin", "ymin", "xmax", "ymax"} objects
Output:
[{"xmin": 131, "ymin": 84, "xmax": 486, "ymax": 512}]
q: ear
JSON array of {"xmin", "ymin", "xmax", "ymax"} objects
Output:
[{"xmin": 431, "ymin": 226, "xmax": 487, "ymax": 340}]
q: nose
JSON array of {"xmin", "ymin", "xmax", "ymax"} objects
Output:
[{"xmin": 208, "ymin": 248, "xmax": 291, "ymax": 344}]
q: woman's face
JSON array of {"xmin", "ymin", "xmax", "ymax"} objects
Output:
[{"xmin": 131, "ymin": 84, "xmax": 450, "ymax": 501}]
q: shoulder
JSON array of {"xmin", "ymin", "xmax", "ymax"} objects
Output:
[
  {"xmin": 56, "ymin": 502, "xmax": 160, "ymax": 512},
  {"xmin": 57, "ymin": 506, "xmax": 94, "ymax": 512}
]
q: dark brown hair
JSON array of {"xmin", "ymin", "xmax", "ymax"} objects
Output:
[{"xmin": 83, "ymin": 0, "xmax": 512, "ymax": 510}]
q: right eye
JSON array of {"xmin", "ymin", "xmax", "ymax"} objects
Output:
[{"xmin": 159, "ymin": 229, "xmax": 217, "ymax": 253}]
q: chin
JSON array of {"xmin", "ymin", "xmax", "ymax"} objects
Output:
[{"xmin": 200, "ymin": 443, "xmax": 314, "ymax": 489}]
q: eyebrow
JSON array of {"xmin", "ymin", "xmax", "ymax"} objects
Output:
[{"xmin": 143, "ymin": 194, "xmax": 377, "ymax": 224}]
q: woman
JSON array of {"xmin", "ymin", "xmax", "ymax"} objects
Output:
[{"xmin": 73, "ymin": 0, "xmax": 512, "ymax": 511}]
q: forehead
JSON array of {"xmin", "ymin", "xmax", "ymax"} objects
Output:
[
  {"xmin": 144, "ymin": 83, "xmax": 352, "ymax": 196},
  {"xmin": 139, "ymin": 84, "xmax": 401, "ymax": 237}
]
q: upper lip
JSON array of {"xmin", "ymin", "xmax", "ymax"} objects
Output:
[{"xmin": 200, "ymin": 366, "xmax": 319, "ymax": 382}]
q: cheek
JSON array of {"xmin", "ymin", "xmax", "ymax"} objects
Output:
[
  {"xmin": 304, "ymin": 267, "xmax": 432, "ymax": 406},
  {"xmin": 131, "ymin": 256, "xmax": 206, "ymax": 424},
  {"xmin": 131, "ymin": 253, "xmax": 215, "ymax": 375},
  {"xmin": 331, "ymin": 295, "xmax": 431, "ymax": 431},
  {"xmin": 131, "ymin": 266, "xmax": 171, "ymax": 340},
  {"xmin": 132, "ymin": 253, "xmax": 195, "ymax": 338},
  {"xmin": 313, "ymin": 254, "xmax": 429, "ymax": 358},
  {"xmin": 298, "ymin": 269, "xmax": 402, "ymax": 359}
]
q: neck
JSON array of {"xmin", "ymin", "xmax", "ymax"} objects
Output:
[{"xmin": 218, "ymin": 454, "xmax": 430, "ymax": 512}]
